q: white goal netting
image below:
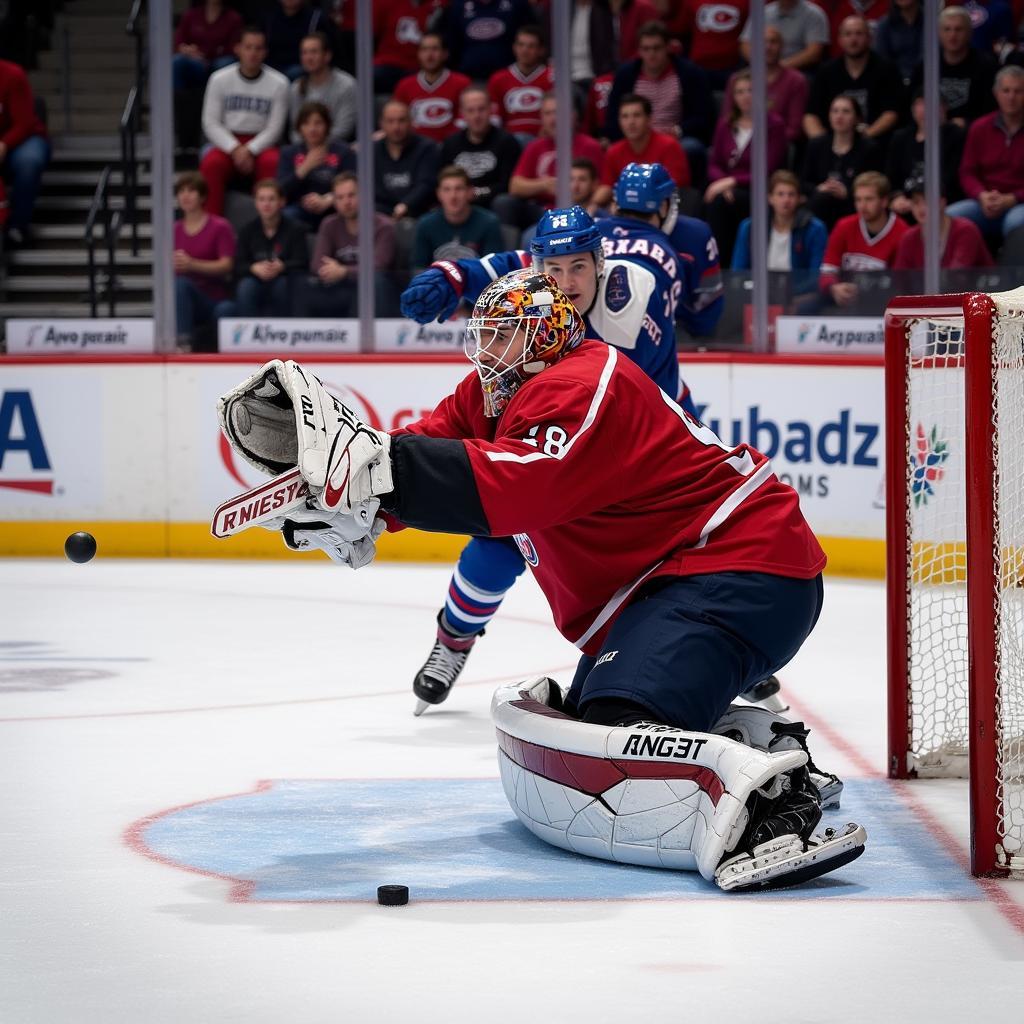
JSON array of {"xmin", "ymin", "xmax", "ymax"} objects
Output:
[{"xmin": 900, "ymin": 292, "xmax": 1024, "ymax": 872}]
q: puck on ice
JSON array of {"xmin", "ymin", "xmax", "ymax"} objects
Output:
[
  {"xmin": 377, "ymin": 884, "xmax": 409, "ymax": 906},
  {"xmin": 64, "ymin": 532, "xmax": 97, "ymax": 563}
]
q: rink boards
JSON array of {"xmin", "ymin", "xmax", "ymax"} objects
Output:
[{"xmin": 0, "ymin": 353, "xmax": 886, "ymax": 575}]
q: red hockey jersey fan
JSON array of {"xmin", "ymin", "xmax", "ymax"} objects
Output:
[
  {"xmin": 394, "ymin": 69, "xmax": 472, "ymax": 142},
  {"xmin": 488, "ymin": 64, "xmax": 554, "ymax": 136},
  {"xmin": 374, "ymin": 1, "xmax": 443, "ymax": 72},
  {"xmin": 387, "ymin": 341, "xmax": 825, "ymax": 655},
  {"xmin": 818, "ymin": 212, "xmax": 908, "ymax": 291}
]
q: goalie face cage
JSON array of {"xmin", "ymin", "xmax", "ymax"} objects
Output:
[{"xmin": 885, "ymin": 291, "xmax": 1024, "ymax": 878}]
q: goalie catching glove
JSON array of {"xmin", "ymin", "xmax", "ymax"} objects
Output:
[
  {"xmin": 217, "ymin": 359, "xmax": 393, "ymax": 515},
  {"xmin": 268, "ymin": 498, "xmax": 386, "ymax": 569}
]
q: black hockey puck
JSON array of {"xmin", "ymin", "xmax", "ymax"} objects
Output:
[
  {"xmin": 377, "ymin": 884, "xmax": 409, "ymax": 906},
  {"xmin": 64, "ymin": 532, "xmax": 97, "ymax": 564}
]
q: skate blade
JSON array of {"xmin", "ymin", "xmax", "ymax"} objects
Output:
[{"xmin": 715, "ymin": 823, "xmax": 867, "ymax": 893}]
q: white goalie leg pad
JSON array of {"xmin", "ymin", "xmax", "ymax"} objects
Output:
[
  {"xmin": 490, "ymin": 678, "xmax": 806, "ymax": 881},
  {"xmin": 217, "ymin": 359, "xmax": 393, "ymax": 512}
]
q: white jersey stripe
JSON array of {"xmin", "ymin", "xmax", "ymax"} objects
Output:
[
  {"xmin": 486, "ymin": 345, "xmax": 618, "ymax": 464},
  {"xmin": 572, "ymin": 559, "xmax": 665, "ymax": 650},
  {"xmin": 694, "ymin": 460, "xmax": 775, "ymax": 549}
]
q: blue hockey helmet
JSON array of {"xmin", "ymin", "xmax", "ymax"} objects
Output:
[
  {"xmin": 614, "ymin": 162, "xmax": 679, "ymax": 233},
  {"xmin": 529, "ymin": 205, "xmax": 605, "ymax": 280}
]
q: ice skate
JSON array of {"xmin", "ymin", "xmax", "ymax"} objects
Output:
[{"xmin": 413, "ymin": 615, "xmax": 480, "ymax": 716}]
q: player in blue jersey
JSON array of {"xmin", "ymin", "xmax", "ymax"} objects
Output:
[{"xmin": 400, "ymin": 164, "xmax": 727, "ymax": 715}]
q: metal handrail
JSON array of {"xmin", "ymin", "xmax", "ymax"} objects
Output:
[
  {"xmin": 85, "ymin": 167, "xmax": 113, "ymax": 317},
  {"xmin": 120, "ymin": 85, "xmax": 140, "ymax": 255}
]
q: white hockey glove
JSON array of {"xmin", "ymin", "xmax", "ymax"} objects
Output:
[
  {"xmin": 217, "ymin": 359, "xmax": 393, "ymax": 514},
  {"xmin": 266, "ymin": 498, "xmax": 386, "ymax": 569}
]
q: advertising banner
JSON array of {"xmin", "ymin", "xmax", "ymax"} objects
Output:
[
  {"xmin": 775, "ymin": 315, "xmax": 885, "ymax": 355},
  {"xmin": 5, "ymin": 319, "xmax": 155, "ymax": 354},
  {"xmin": 217, "ymin": 318, "xmax": 467, "ymax": 353}
]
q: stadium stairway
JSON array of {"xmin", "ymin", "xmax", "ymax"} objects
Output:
[{"xmin": 1, "ymin": 0, "xmax": 156, "ymax": 324}]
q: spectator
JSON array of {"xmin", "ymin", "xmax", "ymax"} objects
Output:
[
  {"xmin": 725, "ymin": 25, "xmax": 810, "ymax": 146},
  {"xmin": 173, "ymin": 1, "xmax": 243, "ymax": 91},
  {"xmin": 703, "ymin": 71, "xmax": 788, "ymax": 264},
  {"xmin": 885, "ymin": 88, "xmax": 965, "ymax": 217},
  {"xmin": 373, "ymin": 99, "xmax": 441, "ymax": 220},
  {"xmin": 200, "ymin": 27, "xmax": 289, "ymax": 216},
  {"xmin": 818, "ymin": 171, "xmax": 908, "ymax": 306},
  {"xmin": 594, "ymin": 94, "xmax": 690, "ymax": 210},
  {"xmin": 440, "ymin": 86, "xmax": 522, "ymax": 208},
  {"xmin": 264, "ymin": 0, "xmax": 334, "ymax": 82},
  {"xmin": 586, "ymin": 72, "xmax": 616, "ymax": 138},
  {"xmin": 668, "ymin": 0, "xmax": 749, "ymax": 90},
  {"xmin": 278, "ymin": 101, "xmax": 355, "ymax": 229},
  {"xmin": 801, "ymin": 94, "xmax": 875, "ymax": 228},
  {"xmin": 894, "ymin": 177, "xmax": 994, "ymax": 269},
  {"xmin": 964, "ymin": 0, "xmax": 1016, "ymax": 58},
  {"xmin": 305, "ymin": 171, "xmax": 399, "ymax": 317},
  {"xmin": 803, "ymin": 16, "xmax": 905, "ymax": 142},
  {"xmin": 827, "ymin": 0, "xmax": 889, "ymax": 55},
  {"xmin": 443, "ymin": 0, "xmax": 536, "ymax": 82},
  {"xmin": 233, "ymin": 179, "xmax": 309, "ymax": 316},
  {"xmin": 173, "ymin": 171, "xmax": 236, "ymax": 350},
  {"xmin": 570, "ymin": 157, "xmax": 609, "ymax": 218},
  {"xmin": 604, "ymin": 21, "xmax": 714, "ymax": 184},
  {"xmin": 910, "ymin": 6, "xmax": 997, "ymax": 128},
  {"xmin": 570, "ymin": 0, "xmax": 661, "ymax": 86},
  {"xmin": 497, "ymin": 92, "xmax": 605, "ymax": 229},
  {"xmin": 739, "ymin": 0, "xmax": 830, "ymax": 72},
  {"xmin": 373, "ymin": 0, "xmax": 445, "ymax": 96},
  {"xmin": 394, "ymin": 33, "xmax": 472, "ymax": 144},
  {"xmin": 287, "ymin": 32, "xmax": 356, "ymax": 143},
  {"xmin": 488, "ymin": 25, "xmax": 553, "ymax": 143},
  {"xmin": 412, "ymin": 166, "xmax": 505, "ymax": 272},
  {"xmin": 326, "ymin": 0, "xmax": 356, "ymax": 74},
  {"xmin": 0, "ymin": 57, "xmax": 49, "ymax": 248},
  {"xmin": 948, "ymin": 64, "xmax": 1024, "ymax": 247},
  {"xmin": 731, "ymin": 170, "xmax": 827, "ymax": 295},
  {"xmin": 874, "ymin": 0, "xmax": 923, "ymax": 84}
]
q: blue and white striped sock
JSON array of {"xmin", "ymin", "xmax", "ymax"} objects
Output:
[{"xmin": 442, "ymin": 565, "xmax": 510, "ymax": 638}]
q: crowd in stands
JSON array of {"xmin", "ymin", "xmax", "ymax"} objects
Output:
[{"xmin": 114, "ymin": 0, "xmax": 1024, "ymax": 346}]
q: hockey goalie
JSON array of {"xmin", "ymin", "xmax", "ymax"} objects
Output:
[{"xmin": 213, "ymin": 267, "xmax": 867, "ymax": 892}]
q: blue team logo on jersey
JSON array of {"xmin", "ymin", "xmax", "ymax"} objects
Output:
[
  {"xmin": 513, "ymin": 532, "xmax": 539, "ymax": 566},
  {"xmin": 605, "ymin": 265, "xmax": 631, "ymax": 314}
]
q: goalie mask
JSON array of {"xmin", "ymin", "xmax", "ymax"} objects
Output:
[{"xmin": 465, "ymin": 269, "xmax": 585, "ymax": 417}]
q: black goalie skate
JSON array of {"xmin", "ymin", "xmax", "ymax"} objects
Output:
[{"xmin": 412, "ymin": 614, "xmax": 481, "ymax": 716}]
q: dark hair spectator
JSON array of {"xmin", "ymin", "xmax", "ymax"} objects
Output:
[
  {"xmin": 374, "ymin": 99, "xmax": 442, "ymax": 220},
  {"xmin": 894, "ymin": 178, "xmax": 995, "ymax": 269},
  {"xmin": 885, "ymin": 88, "xmax": 965, "ymax": 217},
  {"xmin": 703, "ymin": 71, "xmax": 787, "ymax": 264},
  {"xmin": 442, "ymin": 0, "xmax": 536, "ymax": 82},
  {"xmin": 305, "ymin": 172, "xmax": 400, "ymax": 317},
  {"xmin": 497, "ymin": 91, "xmax": 606, "ymax": 230},
  {"xmin": 394, "ymin": 33, "xmax": 472, "ymax": 143},
  {"xmin": 826, "ymin": 0, "xmax": 888, "ymax": 56},
  {"xmin": 947, "ymin": 64, "xmax": 1024, "ymax": 247},
  {"xmin": 412, "ymin": 165, "xmax": 505, "ymax": 272},
  {"xmin": 873, "ymin": 0, "xmax": 924, "ymax": 84},
  {"xmin": 199, "ymin": 27, "xmax": 289, "ymax": 215},
  {"xmin": 739, "ymin": 0, "xmax": 831, "ymax": 73},
  {"xmin": 800, "ymin": 93, "xmax": 876, "ymax": 229},
  {"xmin": 818, "ymin": 170, "xmax": 908, "ymax": 309},
  {"xmin": 231, "ymin": 178, "xmax": 310, "ymax": 316},
  {"xmin": 288, "ymin": 32, "xmax": 356, "ymax": 142},
  {"xmin": 439, "ymin": 86, "xmax": 522, "ymax": 208},
  {"xmin": 0, "ymin": 57, "xmax": 50, "ymax": 248},
  {"xmin": 278, "ymin": 102, "xmax": 356, "ymax": 229},
  {"xmin": 803, "ymin": 15, "xmax": 906, "ymax": 142},
  {"xmin": 603, "ymin": 20, "xmax": 714, "ymax": 186},
  {"xmin": 173, "ymin": 170, "xmax": 236, "ymax": 350},
  {"xmin": 488, "ymin": 26, "xmax": 553, "ymax": 143},
  {"xmin": 264, "ymin": 0, "xmax": 336, "ymax": 82},
  {"xmin": 909, "ymin": 5, "xmax": 997, "ymax": 128},
  {"xmin": 723, "ymin": 25, "xmax": 809, "ymax": 146},
  {"xmin": 569, "ymin": 0, "xmax": 661, "ymax": 85},
  {"xmin": 667, "ymin": 1, "xmax": 749, "ymax": 90},
  {"xmin": 373, "ymin": 1, "xmax": 446, "ymax": 96}
]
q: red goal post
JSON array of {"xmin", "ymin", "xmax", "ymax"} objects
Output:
[{"xmin": 885, "ymin": 290, "xmax": 1024, "ymax": 878}]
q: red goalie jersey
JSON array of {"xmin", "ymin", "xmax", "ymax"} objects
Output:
[
  {"xmin": 488, "ymin": 64, "xmax": 553, "ymax": 136},
  {"xmin": 387, "ymin": 342, "xmax": 825, "ymax": 655}
]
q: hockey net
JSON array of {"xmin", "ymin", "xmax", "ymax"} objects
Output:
[{"xmin": 886, "ymin": 289, "xmax": 1024, "ymax": 877}]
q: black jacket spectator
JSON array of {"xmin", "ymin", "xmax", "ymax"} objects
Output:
[
  {"xmin": 233, "ymin": 214, "xmax": 310, "ymax": 280},
  {"xmin": 277, "ymin": 141, "xmax": 355, "ymax": 206},
  {"xmin": 443, "ymin": 0, "xmax": 536, "ymax": 82},
  {"xmin": 264, "ymin": 1, "xmax": 337, "ymax": 77},
  {"xmin": 806, "ymin": 51, "xmax": 906, "ymax": 136},
  {"xmin": 373, "ymin": 134, "xmax": 441, "ymax": 217},
  {"xmin": 910, "ymin": 48, "xmax": 997, "ymax": 126},
  {"xmin": 885, "ymin": 120, "xmax": 966, "ymax": 206},
  {"xmin": 873, "ymin": 1, "xmax": 924, "ymax": 83},
  {"xmin": 440, "ymin": 125, "xmax": 521, "ymax": 208},
  {"xmin": 604, "ymin": 54, "xmax": 714, "ymax": 143},
  {"xmin": 801, "ymin": 132, "xmax": 876, "ymax": 227}
]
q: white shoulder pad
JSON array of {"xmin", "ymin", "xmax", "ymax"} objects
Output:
[
  {"xmin": 491, "ymin": 678, "xmax": 806, "ymax": 880},
  {"xmin": 590, "ymin": 259, "xmax": 657, "ymax": 351}
]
